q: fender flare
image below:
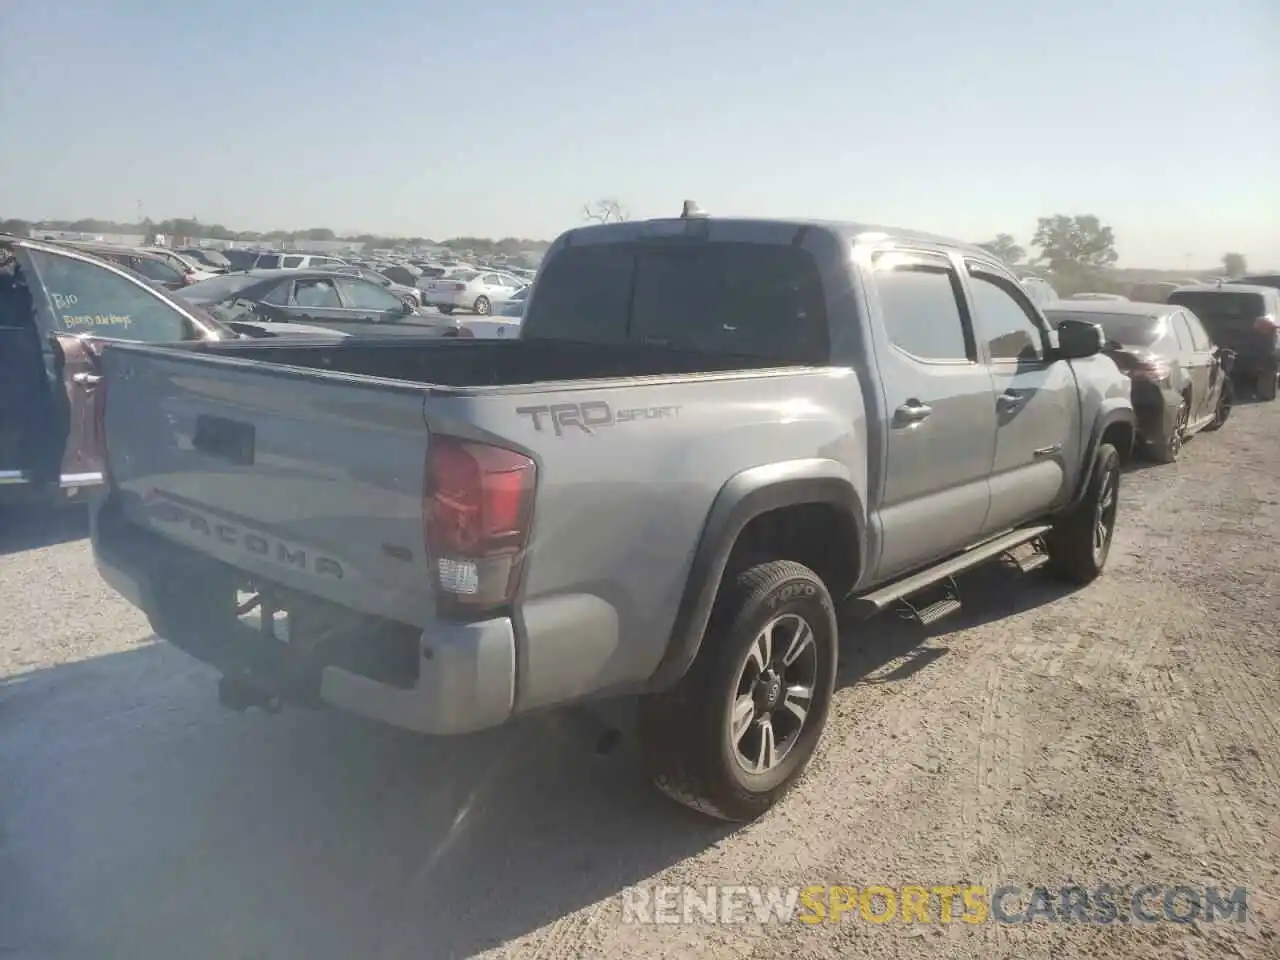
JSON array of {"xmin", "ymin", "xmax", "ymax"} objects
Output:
[
  {"xmin": 646, "ymin": 459, "xmax": 865, "ymax": 691},
  {"xmin": 1068, "ymin": 402, "xmax": 1136, "ymax": 510}
]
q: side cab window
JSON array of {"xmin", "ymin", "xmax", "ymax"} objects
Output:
[
  {"xmin": 1171, "ymin": 314, "xmax": 1193, "ymax": 351},
  {"xmin": 1182, "ymin": 312, "xmax": 1213, "ymax": 352},
  {"xmin": 965, "ymin": 261, "xmax": 1048, "ymax": 364},
  {"xmin": 24, "ymin": 248, "xmax": 197, "ymax": 342},
  {"xmin": 871, "ymin": 250, "xmax": 974, "ymax": 362}
]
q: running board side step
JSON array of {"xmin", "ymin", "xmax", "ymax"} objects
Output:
[{"xmin": 847, "ymin": 524, "xmax": 1054, "ymax": 620}]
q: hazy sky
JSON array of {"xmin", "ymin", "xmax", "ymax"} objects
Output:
[{"xmin": 1, "ymin": 0, "xmax": 1276, "ymax": 267}]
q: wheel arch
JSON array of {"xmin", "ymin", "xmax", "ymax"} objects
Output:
[{"xmin": 647, "ymin": 460, "xmax": 865, "ymax": 691}]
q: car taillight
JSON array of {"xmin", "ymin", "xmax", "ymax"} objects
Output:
[
  {"xmin": 423, "ymin": 435, "xmax": 536, "ymax": 616},
  {"xmin": 1253, "ymin": 314, "xmax": 1277, "ymax": 334},
  {"xmin": 1128, "ymin": 356, "xmax": 1172, "ymax": 381}
]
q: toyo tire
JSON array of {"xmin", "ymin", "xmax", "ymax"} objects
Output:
[
  {"xmin": 637, "ymin": 560, "xmax": 838, "ymax": 822},
  {"xmin": 1045, "ymin": 442, "xmax": 1121, "ymax": 585}
]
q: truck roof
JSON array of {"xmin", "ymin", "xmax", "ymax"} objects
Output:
[
  {"xmin": 560, "ymin": 216, "xmax": 994, "ymax": 260},
  {"xmin": 1171, "ymin": 282, "xmax": 1279, "ymax": 297}
]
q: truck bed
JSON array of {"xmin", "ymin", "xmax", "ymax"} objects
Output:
[
  {"xmin": 176, "ymin": 337, "xmax": 803, "ymax": 392},
  {"xmin": 96, "ymin": 337, "xmax": 844, "ymax": 635}
]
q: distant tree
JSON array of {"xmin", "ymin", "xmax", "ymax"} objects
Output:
[
  {"xmin": 582, "ymin": 198, "xmax": 629, "ymax": 224},
  {"xmin": 976, "ymin": 233, "xmax": 1025, "ymax": 266},
  {"xmin": 303, "ymin": 227, "xmax": 335, "ymax": 241},
  {"xmin": 1221, "ymin": 252, "xmax": 1247, "ymax": 277},
  {"xmin": 0, "ymin": 218, "xmax": 31, "ymax": 237},
  {"xmin": 1031, "ymin": 214, "xmax": 1118, "ymax": 271}
]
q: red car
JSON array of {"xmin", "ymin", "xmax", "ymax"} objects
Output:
[{"xmin": 0, "ymin": 235, "xmax": 234, "ymax": 507}]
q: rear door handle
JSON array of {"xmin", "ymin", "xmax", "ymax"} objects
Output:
[
  {"xmin": 894, "ymin": 401, "xmax": 933, "ymax": 424},
  {"xmin": 71, "ymin": 372, "xmax": 103, "ymax": 386}
]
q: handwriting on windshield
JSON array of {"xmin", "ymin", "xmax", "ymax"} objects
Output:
[
  {"xmin": 62, "ymin": 313, "xmax": 133, "ymax": 329},
  {"xmin": 50, "ymin": 292, "xmax": 134, "ymax": 330}
]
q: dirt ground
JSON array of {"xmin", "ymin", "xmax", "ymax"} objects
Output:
[{"xmin": 2, "ymin": 400, "xmax": 1277, "ymax": 960}]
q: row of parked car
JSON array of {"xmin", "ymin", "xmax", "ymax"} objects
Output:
[{"xmin": 1013, "ymin": 273, "xmax": 1279, "ymax": 459}]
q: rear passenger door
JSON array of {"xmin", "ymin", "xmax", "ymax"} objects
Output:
[
  {"xmin": 867, "ymin": 250, "xmax": 998, "ymax": 581},
  {"xmin": 1179, "ymin": 311, "xmax": 1219, "ymax": 425},
  {"xmin": 963, "ymin": 260, "xmax": 1079, "ymax": 535}
]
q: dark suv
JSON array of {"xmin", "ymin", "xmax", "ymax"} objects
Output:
[{"xmin": 1168, "ymin": 283, "xmax": 1280, "ymax": 401}]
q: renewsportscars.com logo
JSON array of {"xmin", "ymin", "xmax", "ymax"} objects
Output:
[{"xmin": 620, "ymin": 884, "xmax": 1249, "ymax": 926}]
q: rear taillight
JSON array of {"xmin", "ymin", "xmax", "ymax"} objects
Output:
[
  {"xmin": 423, "ymin": 435, "xmax": 536, "ymax": 615},
  {"xmin": 1128, "ymin": 355, "xmax": 1172, "ymax": 381},
  {"xmin": 1254, "ymin": 315, "xmax": 1277, "ymax": 334}
]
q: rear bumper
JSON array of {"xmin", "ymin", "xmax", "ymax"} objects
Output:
[
  {"xmin": 91, "ymin": 500, "xmax": 516, "ymax": 736},
  {"xmin": 423, "ymin": 291, "xmax": 470, "ymax": 309}
]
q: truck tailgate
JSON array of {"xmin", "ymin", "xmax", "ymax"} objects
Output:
[{"xmin": 101, "ymin": 345, "xmax": 436, "ymax": 627}]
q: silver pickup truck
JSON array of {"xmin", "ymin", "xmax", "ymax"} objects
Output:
[{"xmin": 91, "ymin": 210, "xmax": 1136, "ymax": 821}]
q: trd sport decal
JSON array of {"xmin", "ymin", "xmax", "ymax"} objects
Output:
[{"xmin": 516, "ymin": 401, "xmax": 682, "ymax": 436}]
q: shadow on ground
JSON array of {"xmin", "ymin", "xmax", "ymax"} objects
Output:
[
  {"xmin": 0, "ymin": 503, "xmax": 88, "ymax": 555},
  {"xmin": 0, "ymin": 561, "xmax": 1077, "ymax": 959}
]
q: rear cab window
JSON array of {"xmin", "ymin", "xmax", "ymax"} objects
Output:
[{"xmin": 523, "ymin": 241, "xmax": 830, "ymax": 363}]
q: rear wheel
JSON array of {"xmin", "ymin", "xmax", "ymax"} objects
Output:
[
  {"xmin": 1045, "ymin": 442, "xmax": 1121, "ymax": 585},
  {"xmin": 1204, "ymin": 380, "xmax": 1233, "ymax": 431},
  {"xmin": 637, "ymin": 560, "xmax": 838, "ymax": 822},
  {"xmin": 473, "ymin": 296, "xmax": 491, "ymax": 316}
]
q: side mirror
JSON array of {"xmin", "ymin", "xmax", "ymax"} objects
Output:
[
  {"xmin": 1055, "ymin": 318, "xmax": 1105, "ymax": 360},
  {"xmin": 400, "ymin": 297, "xmax": 417, "ymax": 315},
  {"xmin": 1215, "ymin": 346, "xmax": 1236, "ymax": 373}
]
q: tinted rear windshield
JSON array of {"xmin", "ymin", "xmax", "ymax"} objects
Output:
[
  {"xmin": 254, "ymin": 254, "xmax": 281, "ymax": 268},
  {"xmin": 1044, "ymin": 310, "xmax": 1162, "ymax": 346},
  {"xmin": 523, "ymin": 241, "xmax": 829, "ymax": 363},
  {"xmin": 1167, "ymin": 291, "xmax": 1266, "ymax": 329},
  {"xmin": 221, "ymin": 249, "xmax": 258, "ymax": 270},
  {"xmin": 180, "ymin": 273, "xmax": 263, "ymax": 302},
  {"xmin": 189, "ymin": 249, "xmax": 231, "ymax": 266}
]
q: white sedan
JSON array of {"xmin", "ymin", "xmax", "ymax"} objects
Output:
[{"xmin": 421, "ymin": 269, "xmax": 525, "ymax": 316}]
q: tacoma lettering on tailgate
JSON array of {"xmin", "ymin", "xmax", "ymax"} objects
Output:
[
  {"xmin": 516, "ymin": 400, "xmax": 682, "ymax": 437},
  {"xmin": 146, "ymin": 496, "xmax": 345, "ymax": 580}
]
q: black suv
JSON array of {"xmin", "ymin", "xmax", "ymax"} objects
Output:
[{"xmin": 1168, "ymin": 283, "xmax": 1280, "ymax": 401}]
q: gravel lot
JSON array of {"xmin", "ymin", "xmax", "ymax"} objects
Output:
[{"xmin": 2, "ymin": 401, "xmax": 1277, "ymax": 960}]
